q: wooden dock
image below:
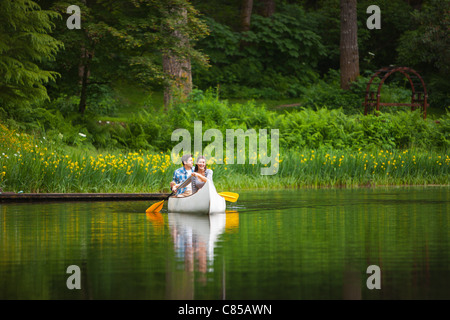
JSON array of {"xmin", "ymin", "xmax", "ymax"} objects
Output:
[{"xmin": 0, "ymin": 192, "xmax": 170, "ymax": 203}]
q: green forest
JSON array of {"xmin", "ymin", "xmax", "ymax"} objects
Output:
[{"xmin": 0, "ymin": 0, "xmax": 449, "ymax": 192}]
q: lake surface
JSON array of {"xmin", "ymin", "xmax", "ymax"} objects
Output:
[{"xmin": 1, "ymin": 186, "xmax": 449, "ymax": 300}]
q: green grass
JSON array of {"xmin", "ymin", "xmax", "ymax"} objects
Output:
[
  {"xmin": 108, "ymin": 85, "xmax": 446, "ymax": 122},
  {"xmin": 228, "ymin": 98, "xmax": 301, "ymax": 110},
  {"xmin": 1, "ymin": 122, "xmax": 448, "ymax": 193},
  {"xmin": 96, "ymin": 81, "xmax": 165, "ymax": 122},
  {"xmin": 2, "ymin": 85, "xmax": 448, "ymax": 193},
  {"xmin": 91, "ymin": 76, "xmax": 448, "ymax": 126}
]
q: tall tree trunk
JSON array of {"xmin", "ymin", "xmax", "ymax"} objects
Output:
[
  {"xmin": 340, "ymin": 0, "xmax": 359, "ymax": 90},
  {"xmin": 78, "ymin": 46, "xmax": 93, "ymax": 114},
  {"xmin": 241, "ymin": 0, "xmax": 253, "ymax": 32},
  {"xmin": 162, "ymin": 51, "xmax": 192, "ymax": 110},
  {"xmin": 257, "ymin": 0, "xmax": 275, "ymax": 17},
  {"xmin": 162, "ymin": 6, "xmax": 192, "ymax": 110},
  {"xmin": 239, "ymin": 0, "xmax": 253, "ymax": 49}
]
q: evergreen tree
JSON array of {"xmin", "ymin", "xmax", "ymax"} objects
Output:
[{"xmin": 0, "ymin": 0, "xmax": 63, "ymax": 113}]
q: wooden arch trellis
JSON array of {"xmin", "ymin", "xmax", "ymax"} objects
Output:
[{"xmin": 363, "ymin": 66, "xmax": 428, "ymax": 119}]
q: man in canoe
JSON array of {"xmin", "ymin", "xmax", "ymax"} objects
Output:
[{"xmin": 170, "ymin": 154, "xmax": 194, "ymax": 197}]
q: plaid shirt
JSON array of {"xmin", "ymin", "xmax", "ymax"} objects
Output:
[{"xmin": 172, "ymin": 167, "xmax": 194, "ymax": 195}]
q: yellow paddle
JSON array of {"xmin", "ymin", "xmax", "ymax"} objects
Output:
[
  {"xmin": 146, "ymin": 177, "xmax": 192, "ymax": 213},
  {"xmin": 146, "ymin": 199, "xmax": 165, "ymax": 213},
  {"xmin": 219, "ymin": 192, "xmax": 239, "ymax": 202}
]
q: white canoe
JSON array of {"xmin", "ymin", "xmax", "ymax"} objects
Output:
[{"xmin": 168, "ymin": 179, "xmax": 226, "ymax": 214}]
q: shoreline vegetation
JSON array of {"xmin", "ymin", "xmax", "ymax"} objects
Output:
[
  {"xmin": 1, "ymin": 0, "xmax": 449, "ymax": 196},
  {"xmin": 1, "ymin": 122, "xmax": 448, "ymax": 194}
]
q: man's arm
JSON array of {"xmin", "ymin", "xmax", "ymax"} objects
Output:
[{"xmin": 170, "ymin": 169, "xmax": 179, "ymax": 192}]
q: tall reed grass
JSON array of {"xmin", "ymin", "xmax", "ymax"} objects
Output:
[{"xmin": 1, "ymin": 123, "xmax": 448, "ymax": 193}]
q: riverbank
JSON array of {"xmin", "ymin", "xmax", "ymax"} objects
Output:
[
  {"xmin": 1, "ymin": 121, "xmax": 448, "ymax": 194},
  {"xmin": 1, "ymin": 146, "xmax": 448, "ymax": 193},
  {"xmin": 0, "ymin": 192, "xmax": 169, "ymax": 203}
]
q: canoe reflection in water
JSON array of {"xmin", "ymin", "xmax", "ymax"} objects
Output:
[
  {"xmin": 147, "ymin": 210, "xmax": 238, "ymax": 298},
  {"xmin": 169, "ymin": 212, "xmax": 226, "ymax": 274}
]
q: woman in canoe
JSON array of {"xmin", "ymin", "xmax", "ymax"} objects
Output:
[{"xmin": 191, "ymin": 155, "xmax": 213, "ymax": 194}]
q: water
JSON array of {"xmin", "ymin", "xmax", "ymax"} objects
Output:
[{"xmin": 0, "ymin": 186, "xmax": 449, "ymax": 299}]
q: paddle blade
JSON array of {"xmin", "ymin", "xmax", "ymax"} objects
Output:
[
  {"xmin": 146, "ymin": 211, "xmax": 164, "ymax": 225},
  {"xmin": 219, "ymin": 192, "xmax": 239, "ymax": 202},
  {"xmin": 146, "ymin": 200, "xmax": 165, "ymax": 213}
]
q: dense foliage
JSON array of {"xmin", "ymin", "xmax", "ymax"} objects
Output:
[
  {"xmin": 4, "ymin": 90, "xmax": 447, "ymax": 153},
  {"xmin": 0, "ymin": 0, "xmax": 448, "ymax": 192},
  {"xmin": 193, "ymin": 5, "xmax": 325, "ymax": 99},
  {"xmin": 1, "ymin": 120, "xmax": 448, "ymax": 192},
  {"xmin": 0, "ymin": 0, "xmax": 63, "ymax": 118},
  {"xmin": 1, "ymin": 0, "xmax": 448, "ymax": 116}
]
